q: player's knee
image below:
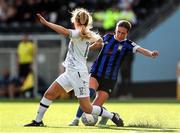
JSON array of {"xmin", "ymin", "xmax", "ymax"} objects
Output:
[
  {"xmin": 80, "ymin": 105, "xmax": 92, "ymax": 114},
  {"xmin": 44, "ymin": 91, "xmax": 56, "ymax": 100}
]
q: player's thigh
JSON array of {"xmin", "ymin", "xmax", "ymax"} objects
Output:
[
  {"xmin": 92, "ymin": 90, "xmax": 109, "ymax": 106},
  {"xmin": 55, "ymin": 71, "xmax": 73, "ymax": 92},
  {"xmin": 89, "ymin": 76, "xmax": 99, "ymax": 90},
  {"xmin": 45, "ymin": 72, "xmax": 72, "ymax": 100},
  {"xmin": 44, "ymin": 81, "xmax": 65, "ymax": 100}
]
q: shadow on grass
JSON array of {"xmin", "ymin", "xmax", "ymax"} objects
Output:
[
  {"xmin": 44, "ymin": 125, "xmax": 99, "ymax": 130},
  {"xmin": 43, "ymin": 124, "xmax": 179, "ymax": 132},
  {"xmin": 97, "ymin": 125, "xmax": 179, "ymax": 132}
]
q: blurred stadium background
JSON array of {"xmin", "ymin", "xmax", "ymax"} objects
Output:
[{"xmin": 0, "ymin": 0, "xmax": 180, "ymax": 99}]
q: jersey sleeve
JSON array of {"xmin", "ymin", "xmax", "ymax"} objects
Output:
[
  {"xmin": 102, "ymin": 34, "xmax": 112, "ymax": 46},
  {"xmin": 126, "ymin": 40, "xmax": 141, "ymax": 53},
  {"xmin": 68, "ymin": 29, "xmax": 80, "ymax": 39},
  {"xmin": 103, "ymin": 34, "xmax": 110, "ymax": 41}
]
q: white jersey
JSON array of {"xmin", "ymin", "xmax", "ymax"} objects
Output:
[{"xmin": 63, "ymin": 29, "xmax": 91, "ymax": 72}]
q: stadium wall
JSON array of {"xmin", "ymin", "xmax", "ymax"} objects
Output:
[
  {"xmin": 131, "ymin": 9, "xmax": 180, "ymax": 98},
  {"xmin": 133, "ymin": 9, "xmax": 180, "ymax": 82}
]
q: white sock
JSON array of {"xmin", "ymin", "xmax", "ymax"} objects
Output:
[
  {"xmin": 91, "ymin": 105, "xmax": 113, "ymax": 119},
  {"xmin": 35, "ymin": 97, "xmax": 52, "ymax": 122}
]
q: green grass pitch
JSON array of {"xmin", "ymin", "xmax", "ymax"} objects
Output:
[{"xmin": 0, "ymin": 99, "xmax": 180, "ymax": 133}]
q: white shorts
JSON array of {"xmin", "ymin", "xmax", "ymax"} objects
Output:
[{"xmin": 55, "ymin": 70, "xmax": 90, "ymax": 98}]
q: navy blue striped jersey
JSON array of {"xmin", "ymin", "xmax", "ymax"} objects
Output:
[{"xmin": 90, "ymin": 33, "xmax": 140, "ymax": 80}]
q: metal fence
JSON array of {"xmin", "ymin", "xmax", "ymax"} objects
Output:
[{"xmin": 0, "ymin": 34, "xmax": 67, "ymax": 97}]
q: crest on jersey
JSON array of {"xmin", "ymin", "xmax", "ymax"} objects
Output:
[
  {"xmin": 118, "ymin": 45, "xmax": 122, "ymax": 50},
  {"xmin": 105, "ymin": 41, "xmax": 108, "ymax": 44}
]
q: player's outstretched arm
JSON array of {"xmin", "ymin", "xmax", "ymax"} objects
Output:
[
  {"xmin": 137, "ymin": 47, "xmax": 159, "ymax": 58},
  {"xmin": 36, "ymin": 13, "xmax": 70, "ymax": 36}
]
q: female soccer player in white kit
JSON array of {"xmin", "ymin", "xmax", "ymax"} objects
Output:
[{"xmin": 25, "ymin": 8, "xmax": 123, "ymax": 127}]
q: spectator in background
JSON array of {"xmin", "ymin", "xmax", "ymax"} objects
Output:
[
  {"xmin": 118, "ymin": 4, "xmax": 137, "ymax": 25},
  {"xmin": 17, "ymin": 34, "xmax": 36, "ymax": 98},
  {"xmin": 0, "ymin": 68, "xmax": 20, "ymax": 99},
  {"xmin": 0, "ymin": 68, "xmax": 10, "ymax": 98},
  {"xmin": 0, "ymin": 0, "xmax": 8, "ymax": 22},
  {"xmin": 93, "ymin": 4, "xmax": 137, "ymax": 33},
  {"xmin": 93, "ymin": 5, "xmax": 121, "ymax": 31}
]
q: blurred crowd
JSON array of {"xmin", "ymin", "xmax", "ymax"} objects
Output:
[{"xmin": 0, "ymin": 0, "xmax": 167, "ymax": 32}]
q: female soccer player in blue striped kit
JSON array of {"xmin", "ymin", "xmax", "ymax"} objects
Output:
[
  {"xmin": 24, "ymin": 8, "xmax": 123, "ymax": 127},
  {"xmin": 69, "ymin": 20, "xmax": 159, "ymax": 126}
]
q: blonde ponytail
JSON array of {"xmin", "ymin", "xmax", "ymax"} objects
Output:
[
  {"xmin": 71, "ymin": 8, "xmax": 101, "ymax": 41},
  {"xmin": 79, "ymin": 25, "xmax": 91, "ymax": 39}
]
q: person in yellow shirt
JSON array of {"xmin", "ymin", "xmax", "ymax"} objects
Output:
[{"xmin": 17, "ymin": 34, "xmax": 36, "ymax": 97}]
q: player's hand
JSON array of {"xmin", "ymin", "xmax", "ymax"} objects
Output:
[
  {"xmin": 36, "ymin": 13, "xmax": 47, "ymax": 25},
  {"xmin": 96, "ymin": 38, "xmax": 103, "ymax": 44},
  {"xmin": 151, "ymin": 50, "xmax": 159, "ymax": 58}
]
